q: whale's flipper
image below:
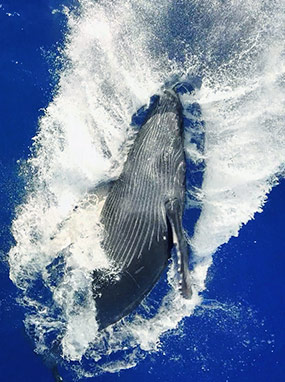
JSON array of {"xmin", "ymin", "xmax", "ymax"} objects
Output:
[
  {"xmin": 48, "ymin": 178, "xmax": 116, "ymax": 254},
  {"xmin": 88, "ymin": 179, "xmax": 116, "ymax": 203},
  {"xmin": 165, "ymin": 198, "xmax": 192, "ymax": 299}
]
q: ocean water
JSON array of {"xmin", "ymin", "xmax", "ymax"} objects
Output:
[{"xmin": 0, "ymin": 1, "xmax": 284, "ymax": 381}]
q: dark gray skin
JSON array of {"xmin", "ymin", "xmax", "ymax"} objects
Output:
[{"xmin": 92, "ymin": 90, "xmax": 192, "ymax": 330}]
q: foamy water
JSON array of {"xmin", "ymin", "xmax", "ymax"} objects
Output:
[{"xmin": 8, "ymin": 0, "xmax": 285, "ymax": 377}]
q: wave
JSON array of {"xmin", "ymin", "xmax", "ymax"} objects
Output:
[{"xmin": 8, "ymin": 0, "xmax": 285, "ymax": 378}]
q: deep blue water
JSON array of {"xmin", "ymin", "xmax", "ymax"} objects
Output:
[{"xmin": 0, "ymin": 1, "xmax": 284, "ymax": 381}]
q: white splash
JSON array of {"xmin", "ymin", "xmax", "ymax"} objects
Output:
[{"xmin": 8, "ymin": 0, "xmax": 285, "ymax": 377}]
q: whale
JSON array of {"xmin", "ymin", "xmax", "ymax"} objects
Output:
[{"xmin": 92, "ymin": 88, "xmax": 193, "ymax": 330}]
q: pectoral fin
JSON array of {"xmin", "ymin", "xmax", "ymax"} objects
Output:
[
  {"xmin": 165, "ymin": 198, "xmax": 192, "ymax": 299},
  {"xmin": 49, "ymin": 179, "xmax": 116, "ymax": 252},
  {"xmin": 88, "ymin": 178, "xmax": 116, "ymax": 203}
]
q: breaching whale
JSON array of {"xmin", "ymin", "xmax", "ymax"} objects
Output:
[{"xmin": 92, "ymin": 89, "xmax": 193, "ymax": 330}]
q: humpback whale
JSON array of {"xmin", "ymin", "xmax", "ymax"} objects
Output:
[{"xmin": 92, "ymin": 89, "xmax": 193, "ymax": 330}]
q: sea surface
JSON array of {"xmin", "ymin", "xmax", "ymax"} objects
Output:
[{"xmin": 0, "ymin": 1, "xmax": 284, "ymax": 381}]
